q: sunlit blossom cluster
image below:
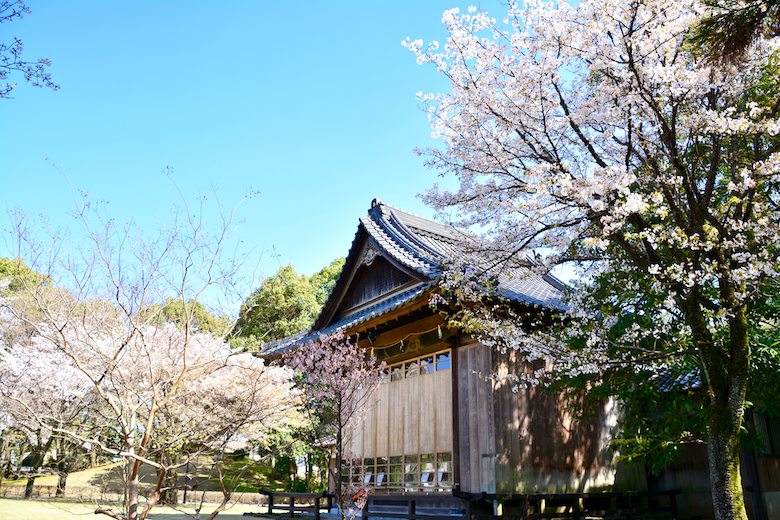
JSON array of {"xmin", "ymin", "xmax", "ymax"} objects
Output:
[{"xmin": 405, "ymin": 0, "xmax": 780, "ymax": 382}]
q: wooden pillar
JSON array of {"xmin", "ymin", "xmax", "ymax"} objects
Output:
[{"xmin": 450, "ymin": 327, "xmax": 461, "ymax": 491}]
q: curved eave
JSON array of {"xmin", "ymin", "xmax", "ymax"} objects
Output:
[{"xmin": 258, "ymin": 282, "xmax": 436, "ymax": 359}]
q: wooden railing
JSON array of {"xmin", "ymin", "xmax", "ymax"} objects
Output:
[
  {"xmin": 257, "ymin": 488, "xmax": 681, "ymax": 520},
  {"xmin": 454, "ymin": 488, "xmax": 682, "ymax": 520},
  {"xmin": 363, "ymin": 494, "xmax": 466, "ymax": 520},
  {"xmin": 256, "ymin": 489, "xmax": 336, "ymax": 520}
]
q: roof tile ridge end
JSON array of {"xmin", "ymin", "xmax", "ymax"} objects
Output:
[
  {"xmin": 387, "ymin": 209, "xmax": 445, "ymax": 261},
  {"xmin": 369, "ymin": 206, "xmax": 437, "ymax": 268}
]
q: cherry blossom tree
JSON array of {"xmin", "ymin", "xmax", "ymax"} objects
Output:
[
  {"xmin": 0, "ymin": 1, "xmax": 59, "ymax": 99},
  {"xmin": 405, "ymin": 1, "xmax": 779, "ymax": 519},
  {"xmin": 0, "ymin": 325, "xmax": 94, "ymax": 498},
  {"xmin": 0, "ymin": 181, "xmax": 296, "ymax": 520},
  {"xmin": 281, "ymin": 330, "xmax": 385, "ymax": 520}
]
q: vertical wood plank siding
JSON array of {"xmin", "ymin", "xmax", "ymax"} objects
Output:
[
  {"xmin": 457, "ymin": 344, "xmax": 616, "ymax": 494},
  {"xmin": 348, "ymin": 368, "xmax": 453, "ymax": 458},
  {"xmin": 348, "ymin": 341, "xmax": 618, "ymax": 495},
  {"xmin": 457, "ymin": 343, "xmax": 496, "ymax": 493}
]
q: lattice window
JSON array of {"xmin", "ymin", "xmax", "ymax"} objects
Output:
[
  {"xmin": 380, "ymin": 349, "xmax": 451, "ymax": 384},
  {"xmin": 342, "ymin": 453, "xmax": 453, "ymax": 493}
]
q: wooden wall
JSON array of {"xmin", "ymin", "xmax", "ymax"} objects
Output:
[
  {"xmin": 759, "ymin": 457, "xmax": 780, "ymax": 492},
  {"xmin": 457, "ymin": 342, "xmax": 620, "ymax": 494},
  {"xmin": 347, "ymin": 366, "xmax": 452, "ymax": 458},
  {"xmin": 348, "ymin": 337, "xmax": 621, "ymax": 495},
  {"xmin": 456, "ymin": 342, "xmax": 497, "ymax": 493}
]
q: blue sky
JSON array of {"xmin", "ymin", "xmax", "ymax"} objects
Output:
[{"xmin": 1, "ymin": 0, "xmax": 509, "ymax": 300}]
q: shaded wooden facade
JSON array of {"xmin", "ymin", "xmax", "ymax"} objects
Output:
[{"xmin": 346, "ymin": 322, "xmax": 623, "ymax": 496}]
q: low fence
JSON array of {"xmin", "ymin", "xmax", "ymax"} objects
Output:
[
  {"xmin": 0, "ymin": 484, "xmax": 120, "ymax": 500},
  {"xmin": 0, "ymin": 484, "xmax": 270, "ymax": 505}
]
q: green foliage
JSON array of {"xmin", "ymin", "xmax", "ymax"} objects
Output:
[
  {"xmin": 554, "ymin": 268, "xmax": 780, "ymax": 475},
  {"xmin": 0, "ymin": 257, "xmax": 49, "ymax": 293},
  {"xmin": 560, "ymin": 362, "xmax": 710, "ymax": 476},
  {"xmin": 690, "ymin": 0, "xmax": 780, "ymax": 65},
  {"xmin": 234, "ymin": 258, "xmax": 344, "ymax": 347},
  {"xmin": 747, "ymin": 280, "xmax": 780, "ymax": 417},
  {"xmin": 139, "ymin": 298, "xmax": 230, "ymax": 335},
  {"xmin": 286, "ymin": 477, "xmax": 308, "ymax": 493},
  {"xmin": 273, "ymin": 455, "xmax": 295, "ymax": 476},
  {"xmin": 310, "ymin": 258, "xmax": 344, "ymax": 306}
]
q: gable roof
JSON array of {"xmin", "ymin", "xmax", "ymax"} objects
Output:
[{"xmin": 258, "ymin": 199, "xmax": 566, "ymax": 356}]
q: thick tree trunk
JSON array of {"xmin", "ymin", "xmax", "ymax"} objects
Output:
[
  {"xmin": 128, "ymin": 465, "xmax": 140, "ymax": 520},
  {"xmin": 685, "ymin": 294, "xmax": 750, "ymax": 520},
  {"xmin": 707, "ymin": 305, "xmax": 750, "ymax": 520},
  {"xmin": 24, "ymin": 437, "xmax": 50, "ymax": 500},
  {"xmin": 127, "ymin": 431, "xmax": 140, "ymax": 520},
  {"xmin": 708, "ymin": 410, "xmax": 746, "ymax": 520}
]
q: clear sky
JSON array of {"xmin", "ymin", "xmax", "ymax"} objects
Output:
[{"xmin": 1, "ymin": 0, "xmax": 509, "ymax": 300}]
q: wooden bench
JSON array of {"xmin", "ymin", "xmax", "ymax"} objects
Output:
[{"xmin": 256, "ymin": 489, "xmax": 336, "ymax": 520}]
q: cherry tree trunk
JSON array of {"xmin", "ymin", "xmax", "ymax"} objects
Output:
[
  {"xmin": 694, "ymin": 302, "xmax": 750, "ymax": 520},
  {"xmin": 23, "ymin": 475, "xmax": 36, "ymax": 499},
  {"xmin": 306, "ymin": 453, "xmax": 313, "ymax": 493},
  {"xmin": 681, "ymin": 294, "xmax": 750, "ymax": 520},
  {"xmin": 128, "ymin": 469, "xmax": 140, "ymax": 520},
  {"xmin": 23, "ymin": 441, "xmax": 49, "ymax": 499},
  {"xmin": 708, "ymin": 409, "xmax": 747, "ymax": 520},
  {"xmin": 56, "ymin": 471, "xmax": 68, "ymax": 497}
]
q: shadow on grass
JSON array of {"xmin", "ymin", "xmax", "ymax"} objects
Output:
[{"xmin": 0, "ymin": 497, "xmax": 268, "ymax": 520}]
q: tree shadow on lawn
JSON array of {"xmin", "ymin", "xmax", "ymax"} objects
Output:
[
  {"xmin": 0, "ymin": 497, "xmax": 261, "ymax": 520},
  {"xmin": 86, "ymin": 456, "xmax": 286, "ymax": 496}
]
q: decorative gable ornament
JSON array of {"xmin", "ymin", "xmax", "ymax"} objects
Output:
[{"xmin": 359, "ymin": 243, "xmax": 380, "ymax": 267}]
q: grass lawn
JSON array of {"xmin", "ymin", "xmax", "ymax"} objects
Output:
[{"xmin": 0, "ymin": 497, "xmax": 267, "ymax": 520}]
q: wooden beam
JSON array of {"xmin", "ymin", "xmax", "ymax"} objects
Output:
[
  {"xmin": 360, "ymin": 313, "xmax": 447, "ymax": 348},
  {"xmin": 347, "ymin": 290, "xmax": 439, "ymax": 338}
]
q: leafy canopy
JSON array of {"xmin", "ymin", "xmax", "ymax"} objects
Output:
[
  {"xmin": 235, "ymin": 258, "xmax": 344, "ymax": 345},
  {"xmin": 0, "ymin": 257, "xmax": 49, "ymax": 293}
]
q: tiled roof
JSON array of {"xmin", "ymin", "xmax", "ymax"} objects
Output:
[
  {"xmin": 368, "ymin": 201, "xmax": 566, "ymax": 310},
  {"xmin": 259, "ymin": 282, "xmax": 434, "ymax": 356},
  {"xmin": 497, "ymin": 268, "xmax": 568, "ymax": 310},
  {"xmin": 258, "ymin": 199, "xmax": 566, "ymax": 356},
  {"xmin": 651, "ymin": 366, "xmax": 703, "ymax": 392}
]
